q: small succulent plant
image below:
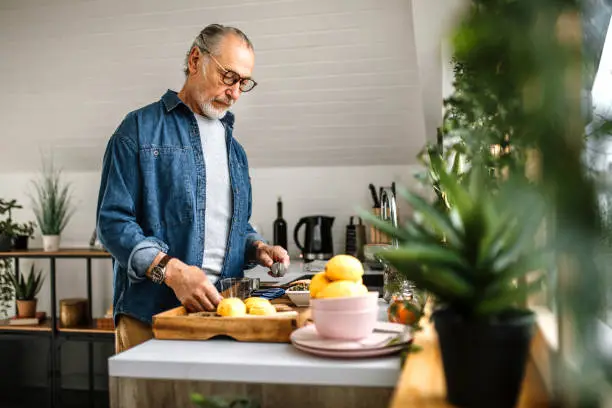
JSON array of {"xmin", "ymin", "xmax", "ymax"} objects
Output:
[{"xmin": 7, "ymin": 264, "xmax": 44, "ymax": 301}]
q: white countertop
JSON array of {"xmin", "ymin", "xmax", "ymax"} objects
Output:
[{"xmin": 108, "ymin": 300, "xmax": 401, "ymax": 388}]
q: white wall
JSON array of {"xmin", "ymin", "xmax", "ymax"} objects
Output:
[
  {"xmin": 411, "ymin": 0, "xmax": 468, "ymax": 141},
  {"xmin": 0, "ymin": 0, "xmax": 426, "ymax": 172}
]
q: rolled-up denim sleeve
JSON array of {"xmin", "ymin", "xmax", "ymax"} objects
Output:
[
  {"xmin": 127, "ymin": 243, "xmax": 164, "ymax": 282},
  {"xmin": 96, "ymin": 129, "xmax": 169, "ymax": 283}
]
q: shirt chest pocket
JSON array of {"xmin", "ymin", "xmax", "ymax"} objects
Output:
[{"xmin": 140, "ymin": 146, "xmax": 194, "ymax": 228}]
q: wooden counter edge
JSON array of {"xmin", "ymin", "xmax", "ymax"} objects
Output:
[{"xmin": 389, "ymin": 317, "xmax": 550, "ymax": 408}]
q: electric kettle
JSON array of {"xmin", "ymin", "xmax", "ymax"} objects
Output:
[{"xmin": 293, "ymin": 215, "xmax": 335, "ymax": 261}]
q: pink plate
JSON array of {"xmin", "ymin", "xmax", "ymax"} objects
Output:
[
  {"xmin": 292, "ymin": 342, "xmax": 406, "ymax": 359},
  {"xmin": 290, "ymin": 322, "xmax": 412, "ymax": 352}
]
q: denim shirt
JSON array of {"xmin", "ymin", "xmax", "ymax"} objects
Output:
[{"xmin": 96, "ymin": 90, "xmax": 264, "ymax": 325}]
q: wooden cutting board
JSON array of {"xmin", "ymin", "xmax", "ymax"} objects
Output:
[{"xmin": 152, "ymin": 300, "xmax": 311, "ymax": 343}]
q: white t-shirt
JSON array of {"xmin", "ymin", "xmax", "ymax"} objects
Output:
[{"xmin": 195, "ymin": 113, "xmax": 232, "ymax": 282}]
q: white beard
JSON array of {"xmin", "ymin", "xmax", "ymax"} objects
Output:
[{"xmin": 199, "ymin": 98, "xmax": 233, "ymax": 119}]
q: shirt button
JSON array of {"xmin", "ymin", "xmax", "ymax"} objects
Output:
[{"xmin": 153, "ymin": 150, "xmax": 159, "ymax": 156}]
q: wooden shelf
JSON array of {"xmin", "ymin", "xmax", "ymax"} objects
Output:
[
  {"xmin": 0, "ymin": 318, "xmax": 52, "ymax": 332},
  {"xmin": 0, "ymin": 248, "xmax": 111, "ymax": 258},
  {"xmin": 59, "ymin": 319, "xmax": 114, "ymax": 335},
  {"xmin": 0, "ymin": 318, "xmax": 115, "ymax": 334}
]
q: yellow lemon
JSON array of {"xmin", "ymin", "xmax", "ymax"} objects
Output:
[
  {"xmin": 217, "ymin": 298, "xmax": 247, "ymax": 317},
  {"xmin": 324, "ymin": 255, "xmax": 364, "ymax": 282},
  {"xmin": 244, "ymin": 297, "xmax": 271, "ymax": 311},
  {"xmin": 309, "ymin": 271, "xmax": 331, "ymax": 298},
  {"xmin": 316, "ymin": 280, "xmax": 368, "ymax": 299},
  {"xmin": 248, "ymin": 302, "xmax": 277, "ymax": 316}
]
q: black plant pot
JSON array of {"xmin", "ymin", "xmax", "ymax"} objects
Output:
[
  {"xmin": 433, "ymin": 308, "xmax": 535, "ymax": 408},
  {"xmin": 12, "ymin": 235, "xmax": 29, "ymax": 250},
  {"xmin": 0, "ymin": 234, "xmax": 12, "ymax": 252}
]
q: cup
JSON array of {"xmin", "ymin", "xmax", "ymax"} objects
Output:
[{"xmin": 218, "ymin": 277, "xmax": 260, "ymax": 299}]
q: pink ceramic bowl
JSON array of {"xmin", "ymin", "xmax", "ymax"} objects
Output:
[
  {"xmin": 311, "ymin": 307, "xmax": 378, "ymax": 340},
  {"xmin": 310, "ymin": 292, "xmax": 379, "ymax": 311}
]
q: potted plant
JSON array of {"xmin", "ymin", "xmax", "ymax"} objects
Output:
[
  {"xmin": 12, "ymin": 221, "xmax": 35, "ymax": 250},
  {"xmin": 30, "ymin": 160, "xmax": 75, "ymax": 252},
  {"xmin": 7, "ymin": 264, "xmax": 44, "ymax": 318},
  {"xmin": 0, "ymin": 199, "xmax": 37, "ymax": 251},
  {"xmin": 0, "ymin": 199, "xmax": 23, "ymax": 251},
  {"xmin": 363, "ymin": 164, "xmax": 548, "ymax": 408},
  {"xmin": 0, "ymin": 220, "xmax": 13, "ymax": 252}
]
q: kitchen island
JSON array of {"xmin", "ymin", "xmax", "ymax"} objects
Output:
[
  {"xmin": 108, "ymin": 269, "xmax": 398, "ymax": 408},
  {"xmin": 108, "ymin": 337, "xmax": 400, "ymax": 408}
]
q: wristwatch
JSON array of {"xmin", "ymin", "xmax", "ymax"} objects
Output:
[{"xmin": 150, "ymin": 254, "xmax": 173, "ymax": 284}]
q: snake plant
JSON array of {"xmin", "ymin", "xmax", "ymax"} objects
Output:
[
  {"xmin": 362, "ymin": 162, "xmax": 549, "ymax": 318},
  {"xmin": 7, "ymin": 264, "xmax": 44, "ymax": 301}
]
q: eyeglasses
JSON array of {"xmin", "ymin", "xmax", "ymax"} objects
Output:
[{"xmin": 204, "ymin": 51, "xmax": 257, "ymax": 93}]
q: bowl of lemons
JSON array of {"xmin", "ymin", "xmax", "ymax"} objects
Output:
[{"xmin": 309, "ymin": 255, "xmax": 380, "ymax": 340}]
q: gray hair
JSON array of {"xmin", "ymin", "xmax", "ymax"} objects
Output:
[{"xmin": 184, "ymin": 23, "xmax": 254, "ymax": 76}]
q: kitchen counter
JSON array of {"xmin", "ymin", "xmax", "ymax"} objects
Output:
[
  {"xmin": 244, "ymin": 260, "xmax": 383, "ymax": 287},
  {"xmin": 108, "ymin": 300, "xmax": 399, "ymax": 408},
  {"xmin": 108, "ymin": 300, "xmax": 396, "ymax": 387},
  {"xmin": 108, "ymin": 338, "xmax": 399, "ymax": 387}
]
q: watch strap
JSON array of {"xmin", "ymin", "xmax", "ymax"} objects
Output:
[{"xmin": 157, "ymin": 254, "xmax": 173, "ymax": 269}]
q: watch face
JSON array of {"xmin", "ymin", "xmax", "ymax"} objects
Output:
[{"xmin": 151, "ymin": 266, "xmax": 164, "ymax": 283}]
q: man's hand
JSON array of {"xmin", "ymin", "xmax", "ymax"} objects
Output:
[
  {"xmin": 164, "ymin": 259, "xmax": 222, "ymax": 312},
  {"xmin": 253, "ymin": 241, "xmax": 290, "ymax": 268}
]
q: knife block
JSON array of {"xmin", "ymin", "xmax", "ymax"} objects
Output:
[{"xmin": 369, "ymin": 208, "xmax": 391, "ymax": 244}]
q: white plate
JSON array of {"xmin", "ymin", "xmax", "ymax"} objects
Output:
[
  {"xmin": 290, "ymin": 322, "xmax": 412, "ymax": 351},
  {"xmin": 292, "ymin": 342, "xmax": 407, "ymax": 359}
]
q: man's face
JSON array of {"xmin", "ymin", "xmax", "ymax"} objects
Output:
[{"xmin": 188, "ymin": 34, "xmax": 255, "ymax": 119}]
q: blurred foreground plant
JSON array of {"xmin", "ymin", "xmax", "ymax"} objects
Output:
[{"xmin": 190, "ymin": 393, "xmax": 260, "ymax": 408}]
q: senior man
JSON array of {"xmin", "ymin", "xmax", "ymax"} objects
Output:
[{"xmin": 96, "ymin": 24, "xmax": 289, "ymax": 353}]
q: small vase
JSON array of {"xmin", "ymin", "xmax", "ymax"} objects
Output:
[
  {"xmin": 0, "ymin": 234, "xmax": 12, "ymax": 252},
  {"xmin": 16, "ymin": 299, "xmax": 37, "ymax": 318},
  {"xmin": 42, "ymin": 235, "xmax": 61, "ymax": 252},
  {"xmin": 13, "ymin": 235, "xmax": 29, "ymax": 250}
]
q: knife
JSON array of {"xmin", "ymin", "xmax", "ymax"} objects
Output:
[{"xmin": 368, "ymin": 183, "xmax": 379, "ymax": 208}]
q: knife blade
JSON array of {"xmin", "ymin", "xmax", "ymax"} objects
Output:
[{"xmin": 368, "ymin": 183, "xmax": 379, "ymax": 208}]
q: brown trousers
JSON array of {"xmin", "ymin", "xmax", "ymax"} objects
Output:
[{"xmin": 114, "ymin": 314, "xmax": 154, "ymax": 354}]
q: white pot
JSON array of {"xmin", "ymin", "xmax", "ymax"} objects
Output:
[{"xmin": 42, "ymin": 235, "xmax": 61, "ymax": 252}]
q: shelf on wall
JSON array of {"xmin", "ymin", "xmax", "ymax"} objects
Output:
[
  {"xmin": 58, "ymin": 319, "xmax": 114, "ymax": 335},
  {"xmin": 0, "ymin": 318, "xmax": 115, "ymax": 335},
  {"xmin": 0, "ymin": 318, "xmax": 52, "ymax": 332},
  {"xmin": 0, "ymin": 248, "xmax": 112, "ymax": 258}
]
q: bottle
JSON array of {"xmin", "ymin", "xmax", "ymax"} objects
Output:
[{"xmin": 273, "ymin": 197, "xmax": 288, "ymax": 250}]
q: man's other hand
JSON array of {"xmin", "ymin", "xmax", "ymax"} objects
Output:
[{"xmin": 253, "ymin": 241, "xmax": 290, "ymax": 268}]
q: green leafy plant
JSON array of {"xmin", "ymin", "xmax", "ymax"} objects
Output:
[
  {"xmin": 362, "ymin": 163, "xmax": 548, "ymax": 318},
  {"xmin": 30, "ymin": 160, "xmax": 75, "ymax": 236},
  {"xmin": 7, "ymin": 264, "xmax": 44, "ymax": 301},
  {"xmin": 190, "ymin": 393, "xmax": 260, "ymax": 408},
  {"xmin": 13, "ymin": 221, "xmax": 35, "ymax": 238},
  {"xmin": 0, "ymin": 198, "xmax": 23, "ymax": 237},
  {"xmin": 0, "ymin": 260, "xmax": 14, "ymax": 318}
]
